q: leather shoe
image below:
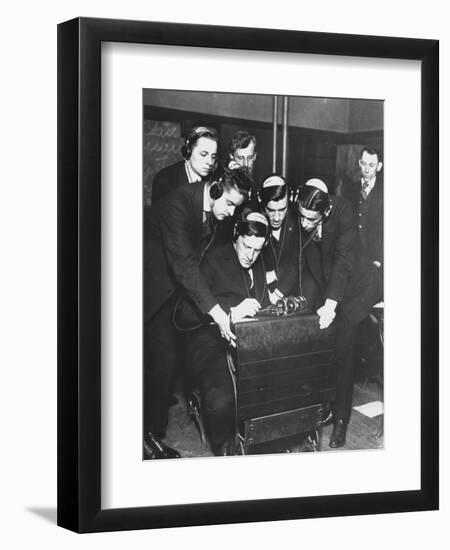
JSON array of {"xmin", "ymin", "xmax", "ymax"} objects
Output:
[
  {"xmin": 144, "ymin": 432, "xmax": 181, "ymax": 459},
  {"xmin": 329, "ymin": 419, "xmax": 348, "ymax": 448}
]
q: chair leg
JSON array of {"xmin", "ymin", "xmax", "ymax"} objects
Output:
[
  {"xmin": 187, "ymin": 391, "xmax": 207, "ymax": 447},
  {"xmin": 307, "ymin": 427, "xmax": 322, "ymax": 452}
]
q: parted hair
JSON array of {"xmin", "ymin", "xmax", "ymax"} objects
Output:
[
  {"xmin": 297, "ymin": 185, "xmax": 330, "ymax": 215},
  {"xmin": 259, "ymin": 176, "xmax": 288, "ymax": 207}
]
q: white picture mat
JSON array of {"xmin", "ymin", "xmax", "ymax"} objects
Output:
[{"xmin": 101, "ymin": 42, "xmax": 421, "ymax": 509}]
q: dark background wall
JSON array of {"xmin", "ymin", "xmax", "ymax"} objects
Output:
[{"xmin": 143, "ymin": 90, "xmax": 383, "ymax": 205}]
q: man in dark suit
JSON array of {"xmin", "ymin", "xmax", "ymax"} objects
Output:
[
  {"xmin": 296, "ymin": 179, "xmax": 362, "ymax": 447},
  {"xmin": 151, "ymin": 126, "xmax": 218, "ymax": 203},
  {"xmin": 297, "ymin": 179, "xmax": 357, "ymax": 329},
  {"xmin": 143, "ymin": 168, "xmax": 252, "ymax": 459},
  {"xmin": 182, "ymin": 211, "xmax": 270, "ymax": 455},
  {"xmin": 258, "ymin": 175, "xmax": 301, "ymax": 300},
  {"xmin": 343, "ymin": 146, "xmax": 383, "ymax": 324},
  {"xmin": 327, "ymin": 146, "xmax": 384, "ymax": 447}
]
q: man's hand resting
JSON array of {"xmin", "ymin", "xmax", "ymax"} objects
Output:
[
  {"xmin": 230, "ymin": 298, "xmax": 261, "ymax": 323},
  {"xmin": 208, "ymin": 304, "xmax": 236, "ymax": 347},
  {"xmin": 316, "ymin": 299, "xmax": 337, "ymax": 330}
]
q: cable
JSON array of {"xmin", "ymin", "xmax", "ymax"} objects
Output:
[{"xmin": 225, "ymin": 349, "xmax": 239, "ymax": 455}]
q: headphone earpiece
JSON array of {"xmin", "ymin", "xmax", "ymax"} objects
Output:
[{"xmin": 209, "ymin": 179, "xmax": 224, "ymax": 200}]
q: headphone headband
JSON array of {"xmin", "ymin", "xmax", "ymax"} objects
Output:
[
  {"xmin": 246, "ymin": 211, "xmax": 269, "ymax": 226},
  {"xmin": 186, "ymin": 126, "xmax": 212, "ymax": 143},
  {"xmin": 262, "ymin": 175, "xmax": 286, "ymax": 189},
  {"xmin": 305, "ymin": 178, "xmax": 328, "ymax": 194},
  {"xmin": 233, "ymin": 210, "xmax": 270, "ymax": 243}
]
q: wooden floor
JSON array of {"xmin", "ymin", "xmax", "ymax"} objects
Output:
[{"xmin": 161, "ymin": 376, "xmax": 384, "ymax": 458}]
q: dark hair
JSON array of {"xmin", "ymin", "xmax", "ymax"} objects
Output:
[
  {"xmin": 181, "ymin": 126, "xmax": 218, "ymax": 159},
  {"xmin": 234, "ymin": 211, "xmax": 269, "ymax": 242},
  {"xmin": 220, "ymin": 166, "xmax": 253, "ymax": 199},
  {"xmin": 297, "ymin": 185, "xmax": 330, "ymax": 215},
  {"xmin": 259, "ymin": 176, "xmax": 288, "ymax": 207},
  {"xmin": 359, "ymin": 145, "xmax": 382, "ymax": 163},
  {"xmin": 228, "ymin": 130, "xmax": 256, "ymax": 156}
]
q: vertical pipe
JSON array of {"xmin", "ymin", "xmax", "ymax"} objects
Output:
[
  {"xmin": 272, "ymin": 96, "xmax": 278, "ymax": 172},
  {"xmin": 282, "ymin": 95, "xmax": 289, "ymax": 178}
]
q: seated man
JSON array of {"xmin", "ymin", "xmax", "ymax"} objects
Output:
[{"xmin": 181, "ymin": 211, "xmax": 270, "ymax": 456}]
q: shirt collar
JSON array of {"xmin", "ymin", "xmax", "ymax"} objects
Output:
[
  {"xmin": 185, "ymin": 161, "xmax": 202, "ymax": 183},
  {"xmin": 272, "ymin": 227, "xmax": 281, "ymax": 240},
  {"xmin": 361, "ymin": 176, "xmax": 377, "ymax": 193}
]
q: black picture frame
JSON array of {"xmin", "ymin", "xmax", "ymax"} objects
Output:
[{"xmin": 57, "ymin": 17, "xmax": 439, "ymax": 533}]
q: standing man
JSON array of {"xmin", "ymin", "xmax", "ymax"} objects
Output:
[
  {"xmin": 328, "ymin": 146, "xmax": 384, "ymax": 447},
  {"xmin": 227, "ymin": 130, "xmax": 257, "ymax": 178},
  {"xmin": 258, "ymin": 175, "xmax": 301, "ymax": 299},
  {"xmin": 296, "ymin": 179, "xmax": 364, "ymax": 448},
  {"xmin": 143, "ymin": 168, "xmax": 252, "ymax": 459},
  {"xmin": 151, "ymin": 126, "xmax": 219, "ymax": 203},
  {"xmin": 296, "ymin": 179, "xmax": 357, "ymax": 331},
  {"xmin": 344, "ymin": 146, "xmax": 383, "ymax": 310}
]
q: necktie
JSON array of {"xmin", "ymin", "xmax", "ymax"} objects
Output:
[
  {"xmin": 244, "ymin": 269, "xmax": 255, "ymax": 297},
  {"xmin": 202, "ymin": 211, "xmax": 213, "ymax": 239},
  {"xmin": 361, "ymin": 182, "xmax": 370, "ymax": 200}
]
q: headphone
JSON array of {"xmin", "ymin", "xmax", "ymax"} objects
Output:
[
  {"xmin": 182, "ymin": 126, "xmax": 217, "ymax": 160},
  {"xmin": 297, "ymin": 179, "xmax": 333, "ymax": 222},
  {"xmin": 209, "ymin": 176, "xmax": 224, "ymax": 200},
  {"xmin": 257, "ymin": 175, "xmax": 296, "ymax": 207},
  {"xmin": 209, "ymin": 167, "xmax": 253, "ymax": 202},
  {"xmin": 232, "ymin": 211, "xmax": 270, "ymax": 245}
]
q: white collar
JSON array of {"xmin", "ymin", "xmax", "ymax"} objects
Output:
[
  {"xmin": 185, "ymin": 160, "xmax": 202, "ymax": 183},
  {"xmin": 202, "ymin": 183, "xmax": 212, "ymax": 223},
  {"xmin": 361, "ymin": 176, "xmax": 377, "ymax": 193},
  {"xmin": 272, "ymin": 227, "xmax": 281, "ymax": 241}
]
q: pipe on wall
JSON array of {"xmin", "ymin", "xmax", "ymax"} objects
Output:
[
  {"xmin": 282, "ymin": 96, "xmax": 289, "ymax": 177},
  {"xmin": 272, "ymin": 96, "xmax": 278, "ymax": 172}
]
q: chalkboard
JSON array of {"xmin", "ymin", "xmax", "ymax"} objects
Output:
[{"xmin": 143, "ymin": 120, "xmax": 184, "ymax": 205}]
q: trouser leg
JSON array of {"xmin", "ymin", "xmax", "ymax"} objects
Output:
[
  {"xmin": 333, "ymin": 314, "xmax": 357, "ymax": 423},
  {"xmin": 143, "ymin": 297, "xmax": 178, "ymax": 436},
  {"xmin": 186, "ymin": 327, "xmax": 235, "ymax": 453},
  {"xmin": 333, "ymin": 266, "xmax": 383, "ymax": 422}
]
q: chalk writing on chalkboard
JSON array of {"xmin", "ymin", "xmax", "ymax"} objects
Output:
[{"xmin": 143, "ymin": 120, "xmax": 184, "ymax": 205}]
